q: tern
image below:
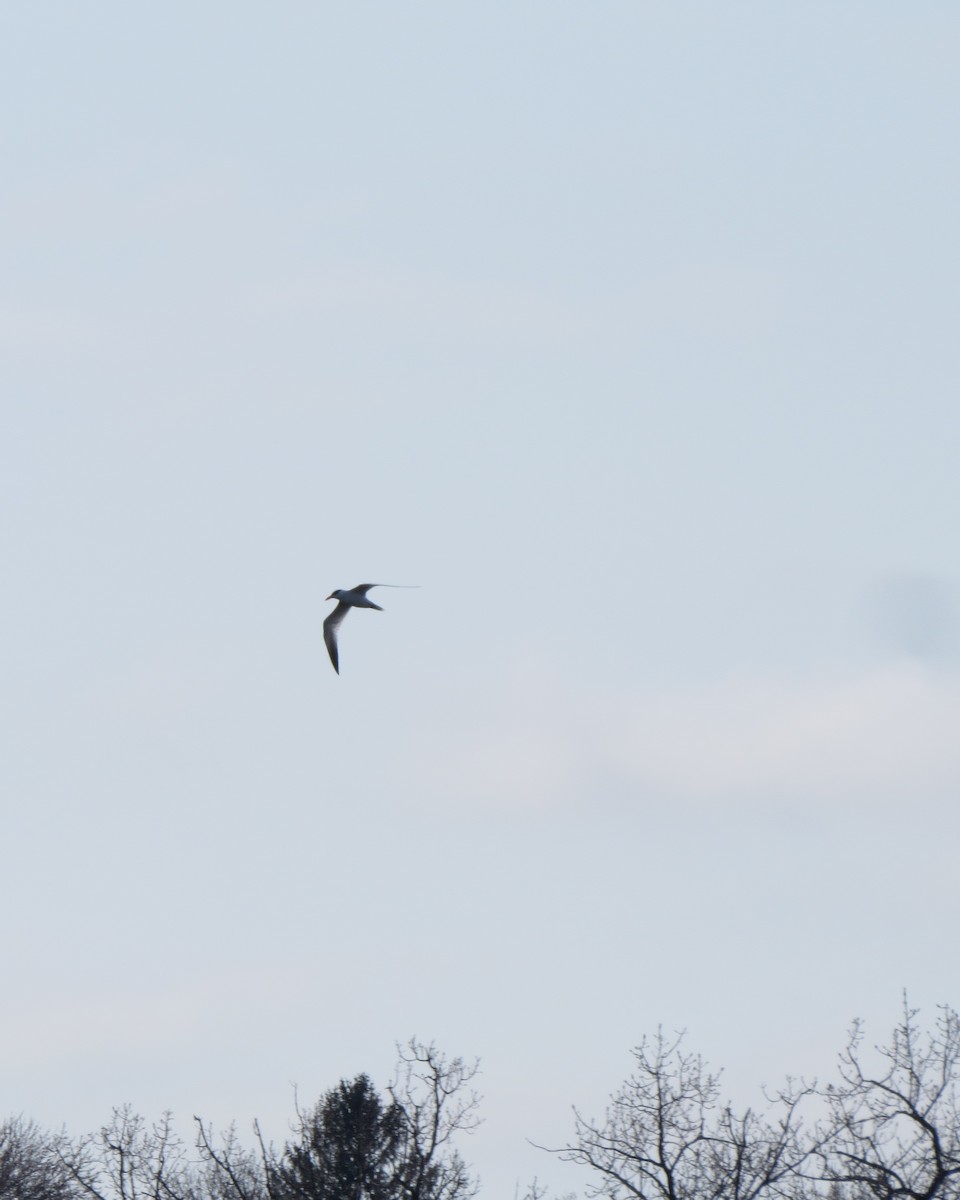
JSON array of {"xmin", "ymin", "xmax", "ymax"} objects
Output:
[{"xmin": 323, "ymin": 583, "xmax": 417, "ymax": 674}]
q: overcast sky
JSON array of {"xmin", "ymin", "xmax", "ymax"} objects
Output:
[{"xmin": 3, "ymin": 4, "xmax": 959, "ymax": 1196}]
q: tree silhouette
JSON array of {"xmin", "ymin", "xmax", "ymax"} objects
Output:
[
  {"xmin": 543, "ymin": 1028, "xmax": 811, "ymax": 1200},
  {"xmin": 541, "ymin": 1003, "xmax": 960, "ymax": 1200},
  {"xmin": 54, "ymin": 1106, "xmax": 199, "ymax": 1200},
  {"xmin": 268, "ymin": 1044, "xmax": 480, "ymax": 1200},
  {"xmin": 809, "ymin": 998, "xmax": 960, "ymax": 1200},
  {"xmin": 0, "ymin": 1117, "xmax": 70, "ymax": 1200},
  {"xmin": 271, "ymin": 1075, "xmax": 406, "ymax": 1200}
]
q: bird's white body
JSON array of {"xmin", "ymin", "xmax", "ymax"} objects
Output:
[{"xmin": 328, "ymin": 587, "xmax": 384, "ymax": 611}]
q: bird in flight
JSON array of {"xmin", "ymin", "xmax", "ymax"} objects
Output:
[{"xmin": 323, "ymin": 583, "xmax": 418, "ymax": 674}]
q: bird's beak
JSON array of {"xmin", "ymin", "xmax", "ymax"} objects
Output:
[{"xmin": 325, "ymin": 592, "xmax": 335, "ymax": 601}]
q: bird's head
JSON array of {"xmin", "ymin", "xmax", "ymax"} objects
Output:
[{"xmin": 326, "ymin": 589, "xmax": 343, "ymax": 601}]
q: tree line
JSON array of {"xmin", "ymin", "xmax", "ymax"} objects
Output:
[
  {"xmin": 1, "ymin": 1041, "xmax": 479, "ymax": 1200},
  {"xmin": 3, "ymin": 1001, "xmax": 959, "ymax": 1200}
]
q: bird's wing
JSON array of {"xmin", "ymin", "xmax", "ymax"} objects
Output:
[
  {"xmin": 352, "ymin": 583, "xmax": 420, "ymax": 591},
  {"xmin": 323, "ymin": 602, "xmax": 350, "ymax": 674}
]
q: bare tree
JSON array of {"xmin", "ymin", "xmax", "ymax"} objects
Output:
[
  {"xmin": 194, "ymin": 1119, "xmax": 272, "ymax": 1200},
  {"xmin": 543, "ymin": 1028, "xmax": 812, "ymax": 1200},
  {"xmin": 518, "ymin": 1177, "xmax": 577, "ymax": 1200},
  {"xmin": 388, "ymin": 1039, "xmax": 482, "ymax": 1200},
  {"xmin": 0, "ymin": 1116, "xmax": 73, "ymax": 1200},
  {"xmin": 55, "ymin": 1106, "xmax": 201, "ymax": 1200},
  {"xmin": 811, "ymin": 998, "xmax": 960, "ymax": 1200}
]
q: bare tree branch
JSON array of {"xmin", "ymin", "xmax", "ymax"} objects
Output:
[
  {"xmin": 539, "ymin": 1028, "xmax": 814, "ymax": 1200},
  {"xmin": 809, "ymin": 998, "xmax": 960, "ymax": 1200}
]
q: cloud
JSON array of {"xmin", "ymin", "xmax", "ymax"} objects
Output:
[{"xmin": 422, "ymin": 660, "xmax": 960, "ymax": 812}]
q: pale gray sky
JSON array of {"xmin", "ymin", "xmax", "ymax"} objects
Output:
[{"xmin": 2, "ymin": 4, "xmax": 959, "ymax": 1196}]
